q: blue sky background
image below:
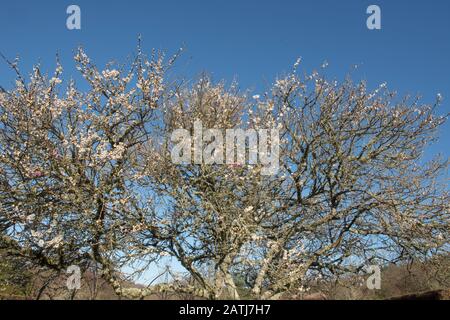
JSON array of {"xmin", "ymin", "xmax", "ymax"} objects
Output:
[
  {"xmin": 0, "ymin": 1, "xmax": 448, "ymax": 151},
  {"xmin": 1, "ymin": 0, "xmax": 449, "ymax": 282}
]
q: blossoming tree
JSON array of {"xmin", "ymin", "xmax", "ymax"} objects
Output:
[{"xmin": 0, "ymin": 48, "xmax": 448, "ymax": 299}]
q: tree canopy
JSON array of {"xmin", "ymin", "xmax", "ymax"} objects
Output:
[{"xmin": 0, "ymin": 47, "xmax": 448, "ymax": 299}]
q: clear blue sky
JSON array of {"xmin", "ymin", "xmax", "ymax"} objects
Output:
[
  {"xmin": 1, "ymin": 0, "xmax": 448, "ymax": 282},
  {"xmin": 1, "ymin": 0, "xmax": 448, "ymax": 155}
]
